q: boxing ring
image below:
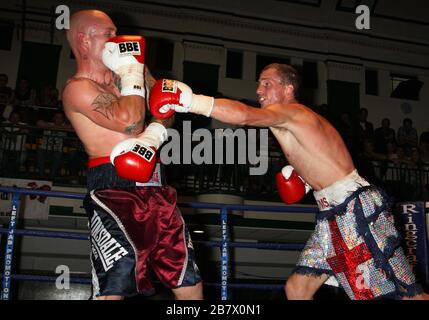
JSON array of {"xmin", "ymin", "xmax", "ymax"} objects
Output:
[{"xmin": 0, "ymin": 186, "xmax": 427, "ymax": 300}]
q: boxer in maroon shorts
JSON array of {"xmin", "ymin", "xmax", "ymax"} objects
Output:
[
  {"xmin": 85, "ymin": 158, "xmax": 200, "ymax": 298},
  {"xmin": 62, "ymin": 10, "xmax": 202, "ymax": 299}
]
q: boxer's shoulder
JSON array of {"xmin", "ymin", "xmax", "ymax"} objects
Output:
[
  {"xmin": 64, "ymin": 76, "xmax": 101, "ymax": 91},
  {"xmin": 63, "ymin": 77, "xmax": 112, "ymax": 109}
]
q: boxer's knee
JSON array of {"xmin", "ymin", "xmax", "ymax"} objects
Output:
[
  {"xmin": 96, "ymin": 295, "xmax": 124, "ymax": 300},
  {"xmin": 285, "ymin": 273, "xmax": 324, "ymax": 300},
  {"xmin": 285, "ymin": 276, "xmax": 311, "ymax": 300},
  {"xmin": 172, "ymin": 281, "xmax": 203, "ymax": 300}
]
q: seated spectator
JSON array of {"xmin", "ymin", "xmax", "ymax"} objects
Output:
[
  {"xmin": 407, "ymin": 147, "xmax": 422, "ymax": 170},
  {"xmin": 0, "ymin": 73, "xmax": 13, "ymax": 121},
  {"xmin": 13, "ymin": 78, "xmax": 37, "ymax": 124},
  {"xmin": 392, "ymin": 145, "xmax": 412, "ymax": 166},
  {"xmin": 406, "ymin": 147, "xmax": 424, "ymax": 200},
  {"xmin": 355, "ymin": 139, "xmax": 383, "ymax": 184},
  {"xmin": 385, "ymin": 142, "xmax": 400, "ymax": 165},
  {"xmin": 361, "ymin": 139, "xmax": 387, "ymax": 162},
  {"xmin": 35, "ymin": 84, "xmax": 60, "ymax": 109},
  {"xmin": 420, "ymin": 127, "xmax": 429, "ymax": 145},
  {"xmin": 337, "ymin": 112, "xmax": 358, "ymax": 153},
  {"xmin": 36, "ymin": 111, "xmax": 72, "ymax": 180},
  {"xmin": 397, "ymin": 118, "xmax": 418, "ymax": 152},
  {"xmin": 374, "ymin": 118, "xmax": 396, "ymax": 154},
  {"xmin": 0, "ymin": 111, "xmax": 28, "ymax": 175},
  {"xmin": 13, "ymin": 78, "xmax": 35, "ymax": 107},
  {"xmin": 419, "ymin": 140, "xmax": 429, "ymax": 165},
  {"xmin": 65, "ymin": 134, "xmax": 87, "ymax": 184}
]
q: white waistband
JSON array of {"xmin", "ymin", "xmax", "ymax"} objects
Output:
[{"xmin": 313, "ymin": 170, "xmax": 370, "ymax": 211}]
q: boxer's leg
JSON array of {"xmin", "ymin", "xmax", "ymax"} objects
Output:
[
  {"xmin": 148, "ymin": 186, "xmax": 203, "ymax": 299},
  {"xmin": 402, "ymin": 292, "xmax": 429, "ymax": 300},
  {"xmin": 285, "ymin": 273, "xmax": 330, "ymax": 300},
  {"xmin": 96, "ymin": 295, "xmax": 123, "ymax": 300},
  {"xmin": 287, "ymin": 216, "xmax": 335, "ymax": 300},
  {"xmin": 172, "ymin": 282, "xmax": 203, "ymax": 300}
]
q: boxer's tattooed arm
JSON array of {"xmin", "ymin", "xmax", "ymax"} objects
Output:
[
  {"xmin": 114, "ymin": 74, "xmax": 122, "ymax": 92},
  {"xmin": 124, "ymin": 118, "xmax": 144, "ymax": 134},
  {"xmin": 92, "ymin": 93, "xmax": 144, "ymax": 134},
  {"xmin": 92, "ymin": 93, "xmax": 117, "ymax": 119}
]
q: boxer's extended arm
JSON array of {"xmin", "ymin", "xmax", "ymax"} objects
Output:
[
  {"xmin": 62, "ymin": 78, "xmax": 145, "ymax": 134},
  {"xmin": 211, "ymin": 99, "xmax": 288, "ymax": 127},
  {"xmin": 149, "ymin": 79, "xmax": 293, "ymax": 128}
]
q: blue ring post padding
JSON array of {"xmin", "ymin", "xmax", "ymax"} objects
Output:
[
  {"xmin": 220, "ymin": 207, "xmax": 228, "ymax": 300},
  {"xmin": 1, "ymin": 192, "xmax": 21, "ymax": 300}
]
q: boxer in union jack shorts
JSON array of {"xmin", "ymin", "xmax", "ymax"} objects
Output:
[
  {"xmin": 148, "ymin": 63, "xmax": 429, "ymax": 300},
  {"xmin": 294, "ymin": 170, "xmax": 422, "ymax": 299}
]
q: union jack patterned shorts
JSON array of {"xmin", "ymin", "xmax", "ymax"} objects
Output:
[{"xmin": 293, "ymin": 170, "xmax": 423, "ymax": 300}]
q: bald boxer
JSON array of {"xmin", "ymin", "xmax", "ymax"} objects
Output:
[
  {"xmin": 62, "ymin": 10, "xmax": 202, "ymax": 300},
  {"xmin": 150, "ymin": 64, "xmax": 428, "ymax": 300}
]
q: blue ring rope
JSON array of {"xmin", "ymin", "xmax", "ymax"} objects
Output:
[{"xmin": 0, "ymin": 186, "xmax": 316, "ymax": 300}]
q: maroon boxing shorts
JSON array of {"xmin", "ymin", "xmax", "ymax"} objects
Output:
[{"xmin": 84, "ymin": 157, "xmax": 201, "ymax": 298}]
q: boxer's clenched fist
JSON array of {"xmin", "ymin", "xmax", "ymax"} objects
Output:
[
  {"xmin": 276, "ymin": 165, "xmax": 312, "ymax": 204},
  {"xmin": 149, "ymin": 79, "xmax": 214, "ymax": 119},
  {"xmin": 110, "ymin": 122, "xmax": 167, "ymax": 182}
]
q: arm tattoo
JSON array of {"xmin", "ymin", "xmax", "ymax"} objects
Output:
[
  {"xmin": 92, "ymin": 93, "xmax": 118, "ymax": 119},
  {"xmin": 125, "ymin": 118, "xmax": 144, "ymax": 135}
]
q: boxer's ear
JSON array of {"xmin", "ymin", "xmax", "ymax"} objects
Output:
[
  {"xmin": 285, "ymin": 83, "xmax": 294, "ymax": 97},
  {"xmin": 77, "ymin": 32, "xmax": 89, "ymax": 50}
]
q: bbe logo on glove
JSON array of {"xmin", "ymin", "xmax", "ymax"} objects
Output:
[
  {"xmin": 102, "ymin": 35, "xmax": 146, "ymax": 97},
  {"xmin": 149, "ymin": 78, "xmax": 214, "ymax": 119},
  {"xmin": 118, "ymin": 42, "xmax": 141, "ymax": 56},
  {"xmin": 161, "ymin": 79, "xmax": 178, "ymax": 93},
  {"xmin": 131, "ymin": 143, "xmax": 155, "ymax": 162},
  {"xmin": 110, "ymin": 122, "xmax": 166, "ymax": 183}
]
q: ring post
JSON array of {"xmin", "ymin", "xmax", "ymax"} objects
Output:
[
  {"xmin": 1, "ymin": 192, "xmax": 21, "ymax": 300},
  {"xmin": 220, "ymin": 206, "xmax": 229, "ymax": 300}
]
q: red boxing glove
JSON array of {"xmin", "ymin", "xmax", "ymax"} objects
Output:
[
  {"xmin": 102, "ymin": 35, "xmax": 146, "ymax": 97},
  {"xmin": 149, "ymin": 79, "xmax": 214, "ymax": 119},
  {"xmin": 149, "ymin": 79, "xmax": 177, "ymax": 119},
  {"xmin": 276, "ymin": 165, "xmax": 311, "ymax": 204},
  {"xmin": 110, "ymin": 123, "xmax": 167, "ymax": 182}
]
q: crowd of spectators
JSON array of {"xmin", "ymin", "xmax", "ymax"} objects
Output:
[
  {"xmin": 0, "ymin": 73, "xmax": 428, "ymax": 200},
  {"xmin": 0, "ymin": 74, "xmax": 86, "ymax": 184},
  {"xmin": 332, "ymin": 107, "xmax": 429, "ymax": 200}
]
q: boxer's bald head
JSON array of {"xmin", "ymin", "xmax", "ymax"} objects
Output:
[{"xmin": 66, "ymin": 10, "xmax": 116, "ymax": 62}]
